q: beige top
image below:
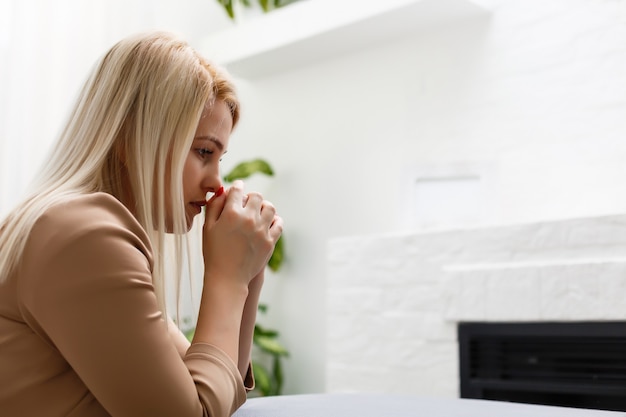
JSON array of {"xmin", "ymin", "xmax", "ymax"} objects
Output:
[{"xmin": 0, "ymin": 193, "xmax": 249, "ymax": 416}]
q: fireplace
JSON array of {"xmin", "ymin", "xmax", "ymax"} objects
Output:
[
  {"xmin": 327, "ymin": 214, "xmax": 626, "ymax": 398},
  {"xmin": 459, "ymin": 321, "xmax": 626, "ymax": 412}
]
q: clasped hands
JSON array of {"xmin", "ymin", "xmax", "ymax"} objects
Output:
[{"xmin": 201, "ymin": 180, "xmax": 283, "ymax": 288}]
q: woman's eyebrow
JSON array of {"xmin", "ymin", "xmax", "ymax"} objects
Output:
[{"xmin": 194, "ymin": 136, "xmax": 225, "ymax": 152}]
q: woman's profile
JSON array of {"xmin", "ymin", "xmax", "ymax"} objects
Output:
[{"xmin": 0, "ymin": 31, "xmax": 282, "ymax": 416}]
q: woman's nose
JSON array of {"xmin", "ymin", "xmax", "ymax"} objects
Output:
[{"xmin": 202, "ymin": 166, "xmax": 223, "ymax": 195}]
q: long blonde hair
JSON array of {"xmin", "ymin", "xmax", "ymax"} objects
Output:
[{"xmin": 0, "ymin": 31, "xmax": 239, "ymax": 318}]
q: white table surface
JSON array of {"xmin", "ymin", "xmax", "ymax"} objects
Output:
[{"xmin": 233, "ymin": 393, "xmax": 626, "ymax": 417}]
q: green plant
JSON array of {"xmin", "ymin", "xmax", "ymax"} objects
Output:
[
  {"xmin": 215, "ymin": 0, "xmax": 302, "ymax": 20},
  {"xmin": 251, "ymin": 303, "xmax": 289, "ymax": 396}
]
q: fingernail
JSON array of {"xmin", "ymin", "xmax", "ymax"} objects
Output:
[{"xmin": 215, "ymin": 186, "xmax": 224, "ymax": 197}]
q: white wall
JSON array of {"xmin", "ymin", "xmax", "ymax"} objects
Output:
[
  {"xmin": 222, "ymin": 0, "xmax": 626, "ymax": 395},
  {"xmin": 3, "ymin": 0, "xmax": 626, "ymax": 398}
]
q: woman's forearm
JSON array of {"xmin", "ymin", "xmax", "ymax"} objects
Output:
[
  {"xmin": 192, "ymin": 279, "xmax": 249, "ymax": 367},
  {"xmin": 238, "ymin": 270, "xmax": 265, "ymax": 378}
]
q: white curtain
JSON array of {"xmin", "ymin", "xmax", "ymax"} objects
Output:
[{"xmin": 0, "ymin": 0, "xmax": 222, "ymax": 216}]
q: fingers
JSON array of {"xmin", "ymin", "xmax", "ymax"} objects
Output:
[
  {"xmin": 259, "ymin": 200, "xmax": 276, "ymax": 222},
  {"xmin": 227, "ymin": 183, "xmax": 274, "ymax": 222},
  {"xmin": 204, "ymin": 188, "xmax": 227, "ymax": 227},
  {"xmin": 249, "ymin": 195, "xmax": 278, "ymax": 236},
  {"xmin": 269, "ymin": 214, "xmax": 284, "ymax": 241},
  {"xmin": 225, "ymin": 180, "xmax": 246, "ymax": 209},
  {"xmin": 206, "ymin": 180, "xmax": 252, "ymax": 224},
  {"xmin": 243, "ymin": 192, "xmax": 262, "ymax": 208},
  {"xmin": 206, "ymin": 180, "xmax": 282, "ymax": 240}
]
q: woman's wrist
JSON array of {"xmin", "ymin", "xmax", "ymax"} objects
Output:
[
  {"xmin": 203, "ymin": 270, "xmax": 251, "ymax": 296},
  {"xmin": 192, "ymin": 279, "xmax": 249, "ymax": 365},
  {"xmin": 248, "ymin": 270, "xmax": 265, "ymax": 293}
]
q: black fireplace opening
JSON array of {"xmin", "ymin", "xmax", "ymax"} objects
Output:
[{"xmin": 458, "ymin": 321, "xmax": 626, "ymax": 412}]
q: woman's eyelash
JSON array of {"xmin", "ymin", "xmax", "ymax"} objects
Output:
[
  {"xmin": 197, "ymin": 148, "xmax": 213, "ymax": 157},
  {"xmin": 196, "ymin": 148, "xmax": 223, "ymax": 162}
]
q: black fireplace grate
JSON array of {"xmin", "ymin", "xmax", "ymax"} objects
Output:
[{"xmin": 459, "ymin": 322, "xmax": 626, "ymax": 412}]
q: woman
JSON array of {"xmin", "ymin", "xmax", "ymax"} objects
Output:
[{"xmin": 0, "ymin": 31, "xmax": 282, "ymax": 416}]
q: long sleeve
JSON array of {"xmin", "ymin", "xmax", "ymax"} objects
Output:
[{"xmin": 10, "ymin": 193, "xmax": 246, "ymax": 416}]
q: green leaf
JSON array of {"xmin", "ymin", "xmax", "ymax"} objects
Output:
[
  {"xmin": 241, "ymin": 0, "xmax": 252, "ymax": 6},
  {"xmin": 277, "ymin": 0, "xmax": 298, "ymax": 7},
  {"xmin": 183, "ymin": 327, "xmax": 195, "ymax": 342},
  {"xmin": 252, "ymin": 361, "xmax": 272, "ymax": 396},
  {"xmin": 267, "ymin": 235, "xmax": 284, "ymax": 272},
  {"xmin": 257, "ymin": 303, "xmax": 268, "ymax": 314},
  {"xmin": 254, "ymin": 323, "xmax": 279, "ymax": 338},
  {"xmin": 223, "ymin": 159, "xmax": 274, "ymax": 182},
  {"xmin": 273, "ymin": 357, "xmax": 284, "ymax": 395},
  {"xmin": 255, "ymin": 335, "xmax": 290, "ymax": 356},
  {"xmin": 259, "ymin": 0, "xmax": 270, "ymax": 12},
  {"xmin": 225, "ymin": 3, "xmax": 235, "ymax": 19},
  {"xmin": 216, "ymin": 0, "xmax": 235, "ymax": 19}
]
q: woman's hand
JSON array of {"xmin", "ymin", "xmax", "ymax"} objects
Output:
[{"xmin": 202, "ymin": 180, "xmax": 283, "ymax": 288}]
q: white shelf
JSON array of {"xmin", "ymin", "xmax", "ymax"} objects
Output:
[{"xmin": 199, "ymin": 0, "xmax": 489, "ymax": 79}]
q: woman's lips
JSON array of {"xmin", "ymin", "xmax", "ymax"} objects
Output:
[{"xmin": 190, "ymin": 201, "xmax": 206, "ymax": 215}]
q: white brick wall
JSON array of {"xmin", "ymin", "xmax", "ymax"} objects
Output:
[{"xmin": 327, "ymin": 215, "xmax": 626, "ymax": 396}]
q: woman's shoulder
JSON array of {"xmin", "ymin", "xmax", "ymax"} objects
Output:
[
  {"xmin": 33, "ymin": 192, "xmax": 150, "ymax": 250},
  {"xmin": 42, "ymin": 191, "xmax": 136, "ymax": 225}
]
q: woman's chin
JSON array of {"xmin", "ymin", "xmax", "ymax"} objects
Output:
[
  {"xmin": 162, "ymin": 215, "xmax": 195, "ymax": 234},
  {"xmin": 184, "ymin": 212, "xmax": 198, "ymax": 232}
]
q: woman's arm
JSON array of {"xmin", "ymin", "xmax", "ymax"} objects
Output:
[
  {"xmin": 168, "ymin": 316, "xmax": 191, "ymax": 358},
  {"xmin": 19, "ymin": 193, "xmax": 248, "ymax": 417},
  {"xmin": 239, "ymin": 270, "xmax": 265, "ymax": 380},
  {"xmin": 194, "ymin": 181, "xmax": 281, "ymax": 371}
]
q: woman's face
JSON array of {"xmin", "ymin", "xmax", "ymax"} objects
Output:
[{"xmin": 169, "ymin": 99, "xmax": 232, "ymax": 231}]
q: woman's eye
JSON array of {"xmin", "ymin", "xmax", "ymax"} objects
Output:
[{"xmin": 196, "ymin": 148, "xmax": 213, "ymax": 159}]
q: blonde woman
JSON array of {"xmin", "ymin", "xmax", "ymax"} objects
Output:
[{"xmin": 0, "ymin": 31, "xmax": 282, "ymax": 416}]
